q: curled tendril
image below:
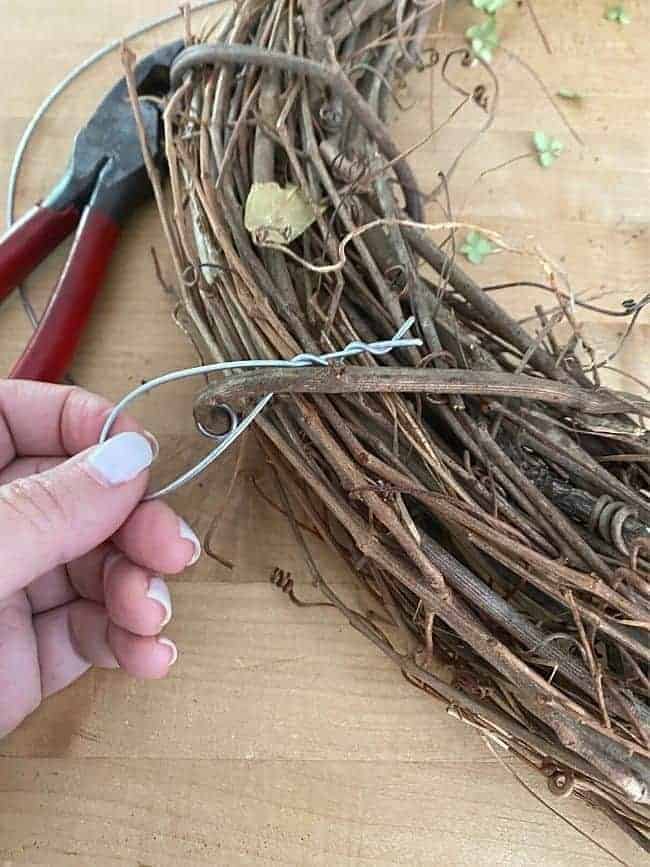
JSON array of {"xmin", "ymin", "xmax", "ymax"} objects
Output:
[
  {"xmin": 319, "ymin": 100, "xmax": 344, "ymax": 133},
  {"xmin": 330, "ymin": 149, "xmax": 372, "ymax": 186},
  {"xmin": 473, "ymin": 84, "xmax": 489, "ymax": 111},
  {"xmin": 269, "ymin": 568, "xmax": 334, "ymax": 608},
  {"xmin": 384, "ymin": 264, "xmax": 408, "ymax": 293},
  {"xmin": 547, "ymin": 770, "xmax": 576, "ymax": 800},
  {"xmin": 589, "ymin": 495, "xmax": 638, "ymax": 556},
  {"xmin": 415, "ymin": 46, "xmax": 440, "ymax": 72},
  {"xmin": 182, "ymin": 264, "xmax": 199, "ymax": 287}
]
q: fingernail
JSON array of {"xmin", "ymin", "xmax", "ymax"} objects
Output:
[
  {"xmin": 179, "ymin": 518, "xmax": 201, "ymax": 566},
  {"xmin": 103, "ymin": 550, "xmax": 122, "ymax": 579},
  {"xmin": 143, "ymin": 431, "xmax": 160, "ymax": 460},
  {"xmin": 86, "ymin": 432, "xmax": 154, "ymax": 486},
  {"xmin": 146, "ymin": 577, "xmax": 172, "ymax": 628},
  {"xmin": 158, "ymin": 637, "xmax": 178, "ymax": 667}
]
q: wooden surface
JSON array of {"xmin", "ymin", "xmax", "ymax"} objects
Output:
[{"xmin": 0, "ymin": 1, "xmax": 648, "ymax": 864}]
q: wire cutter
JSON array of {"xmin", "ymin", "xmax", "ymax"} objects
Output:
[{"xmin": 0, "ymin": 39, "xmax": 185, "ymax": 383}]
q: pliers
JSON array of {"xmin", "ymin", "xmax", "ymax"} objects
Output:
[{"xmin": 0, "ymin": 39, "xmax": 185, "ymax": 383}]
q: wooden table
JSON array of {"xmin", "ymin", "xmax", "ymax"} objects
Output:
[{"xmin": 0, "ymin": 2, "xmax": 647, "ymax": 864}]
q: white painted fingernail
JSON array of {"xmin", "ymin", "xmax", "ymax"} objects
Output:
[
  {"xmin": 146, "ymin": 576, "xmax": 172, "ymax": 627},
  {"xmin": 179, "ymin": 518, "xmax": 201, "ymax": 566},
  {"xmin": 158, "ymin": 637, "xmax": 178, "ymax": 667},
  {"xmin": 86, "ymin": 432, "xmax": 154, "ymax": 486}
]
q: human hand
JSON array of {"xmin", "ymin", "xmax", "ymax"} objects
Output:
[{"xmin": 0, "ymin": 380, "xmax": 201, "ymax": 738}]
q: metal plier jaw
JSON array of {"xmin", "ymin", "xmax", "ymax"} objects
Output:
[{"xmin": 0, "ymin": 39, "xmax": 184, "ymax": 383}]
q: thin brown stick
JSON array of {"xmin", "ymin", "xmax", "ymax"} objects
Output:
[
  {"xmin": 524, "ymin": 0, "xmax": 553, "ymax": 54},
  {"xmin": 196, "ymin": 365, "xmax": 650, "ymax": 418}
]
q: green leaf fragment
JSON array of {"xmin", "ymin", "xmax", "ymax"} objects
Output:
[
  {"xmin": 244, "ymin": 182, "xmax": 319, "ymax": 245},
  {"xmin": 557, "ymin": 88, "xmax": 583, "ymax": 101},
  {"xmin": 477, "ymin": 44, "xmax": 493, "ymax": 63},
  {"xmin": 533, "ymin": 131, "xmax": 548, "ymax": 151},
  {"xmin": 605, "ymin": 5, "xmax": 631, "ymax": 23},
  {"xmin": 533, "ymin": 131, "xmax": 564, "ymax": 168},
  {"xmin": 465, "ymin": 17, "xmax": 499, "ymax": 63},
  {"xmin": 472, "ymin": 0, "xmax": 508, "ymax": 13},
  {"xmin": 460, "ymin": 231, "xmax": 496, "ymax": 265}
]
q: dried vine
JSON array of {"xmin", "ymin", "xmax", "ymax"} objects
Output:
[{"xmin": 126, "ymin": 0, "xmax": 650, "ymax": 856}]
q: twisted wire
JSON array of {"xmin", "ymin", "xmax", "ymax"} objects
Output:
[{"xmin": 99, "ymin": 317, "xmax": 422, "ymax": 500}]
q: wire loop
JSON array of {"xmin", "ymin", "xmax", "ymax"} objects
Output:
[{"xmin": 99, "ymin": 317, "xmax": 421, "ymax": 500}]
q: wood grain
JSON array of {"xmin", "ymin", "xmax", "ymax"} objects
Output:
[{"xmin": 0, "ymin": 1, "xmax": 648, "ymax": 864}]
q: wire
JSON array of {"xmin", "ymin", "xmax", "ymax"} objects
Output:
[
  {"xmin": 99, "ymin": 318, "xmax": 422, "ymax": 500},
  {"xmin": 5, "ymin": 0, "xmax": 226, "ymax": 326}
]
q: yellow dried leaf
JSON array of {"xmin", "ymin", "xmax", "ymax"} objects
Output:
[{"xmin": 244, "ymin": 182, "xmax": 318, "ymax": 245}]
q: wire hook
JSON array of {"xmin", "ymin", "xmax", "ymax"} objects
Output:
[{"xmin": 99, "ymin": 317, "xmax": 422, "ymax": 500}]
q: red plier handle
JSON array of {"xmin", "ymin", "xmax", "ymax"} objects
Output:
[
  {"xmin": 0, "ymin": 203, "xmax": 81, "ymax": 302},
  {"xmin": 8, "ymin": 205, "xmax": 120, "ymax": 383},
  {"xmin": 0, "ymin": 39, "xmax": 184, "ymax": 383},
  {"xmin": 0, "ymin": 169, "xmax": 124, "ymax": 384}
]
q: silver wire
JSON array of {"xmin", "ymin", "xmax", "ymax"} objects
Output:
[
  {"xmin": 195, "ymin": 403, "xmax": 239, "ymax": 441},
  {"xmin": 99, "ymin": 317, "xmax": 422, "ymax": 500},
  {"xmin": 5, "ymin": 0, "xmax": 226, "ymax": 327}
]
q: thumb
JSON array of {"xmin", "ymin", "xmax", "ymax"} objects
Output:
[{"xmin": 0, "ymin": 432, "xmax": 154, "ymax": 598}]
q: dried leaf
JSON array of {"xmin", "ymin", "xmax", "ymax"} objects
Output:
[{"xmin": 245, "ymin": 182, "xmax": 319, "ymax": 245}]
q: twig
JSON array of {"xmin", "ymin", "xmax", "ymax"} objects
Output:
[
  {"xmin": 524, "ymin": 0, "xmax": 553, "ymax": 55},
  {"xmin": 482, "ymin": 737, "xmax": 629, "ymax": 866}
]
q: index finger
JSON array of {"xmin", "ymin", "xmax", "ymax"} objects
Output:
[{"xmin": 0, "ymin": 380, "xmax": 144, "ymax": 467}]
